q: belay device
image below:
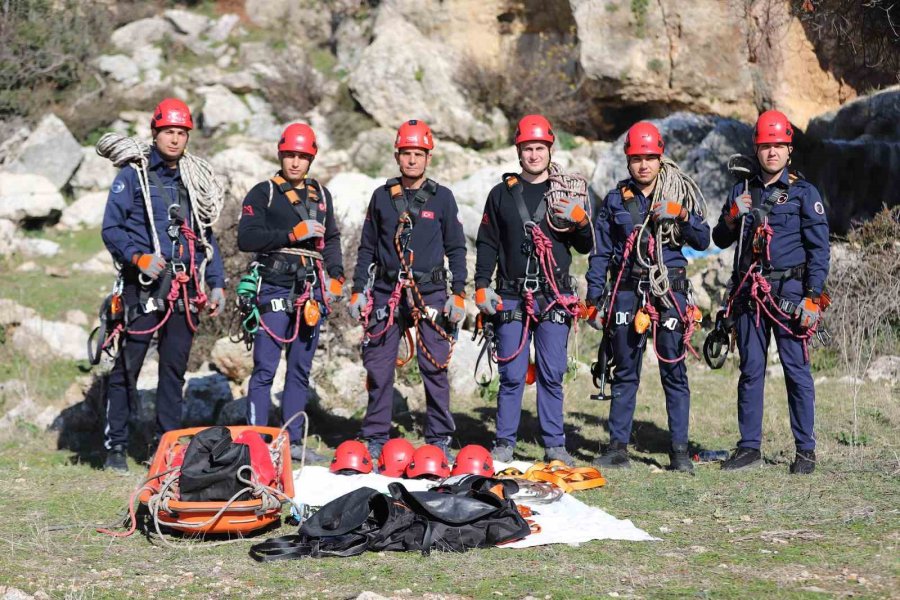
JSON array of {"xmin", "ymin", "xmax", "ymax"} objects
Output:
[{"xmin": 230, "ymin": 263, "xmax": 262, "ymax": 350}]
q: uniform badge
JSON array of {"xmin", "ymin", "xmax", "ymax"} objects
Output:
[
  {"xmin": 242, "ymin": 205, "xmax": 254, "ymax": 216},
  {"xmin": 814, "ymin": 201, "xmax": 825, "ymax": 215},
  {"xmin": 421, "ymin": 210, "xmax": 435, "ymax": 219},
  {"xmin": 111, "ymin": 180, "xmax": 125, "ymax": 194},
  {"xmin": 318, "ymin": 202, "xmax": 326, "ymax": 211}
]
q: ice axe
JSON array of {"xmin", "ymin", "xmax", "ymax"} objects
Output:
[{"xmin": 727, "ymin": 153, "xmax": 756, "ymax": 269}]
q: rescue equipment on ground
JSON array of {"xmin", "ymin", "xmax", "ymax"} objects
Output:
[
  {"xmin": 330, "ymin": 440, "xmax": 373, "ymax": 474},
  {"xmin": 406, "ymin": 444, "xmax": 451, "ymax": 479},
  {"xmin": 376, "ymin": 438, "xmax": 416, "ymax": 477},
  {"xmin": 521, "ymin": 461, "xmax": 606, "ymax": 494},
  {"xmin": 451, "ymin": 444, "xmax": 495, "ymax": 477},
  {"xmin": 98, "ymin": 422, "xmax": 303, "ymax": 542},
  {"xmin": 248, "ymin": 476, "xmax": 531, "ymax": 559}
]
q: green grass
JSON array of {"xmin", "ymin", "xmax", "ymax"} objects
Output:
[{"xmin": 0, "ymin": 363, "xmax": 896, "ymax": 598}]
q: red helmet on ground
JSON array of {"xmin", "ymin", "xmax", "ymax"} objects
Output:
[
  {"xmin": 278, "ymin": 123, "xmax": 318, "ymax": 156},
  {"xmin": 514, "ymin": 114, "xmax": 554, "ymax": 146},
  {"xmin": 376, "ymin": 438, "xmax": 416, "ymax": 478},
  {"xmin": 450, "ymin": 444, "xmax": 494, "ymax": 477},
  {"xmin": 395, "ymin": 119, "xmax": 434, "ymax": 151},
  {"xmin": 405, "ymin": 444, "xmax": 450, "ymax": 479},
  {"xmin": 623, "ymin": 121, "xmax": 664, "ymax": 156},
  {"xmin": 330, "ymin": 440, "xmax": 373, "ymax": 474},
  {"xmin": 754, "ymin": 110, "xmax": 793, "ymax": 145},
  {"xmin": 151, "ymin": 98, "xmax": 193, "ymax": 130}
]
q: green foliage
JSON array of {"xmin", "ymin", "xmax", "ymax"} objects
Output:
[
  {"xmin": 631, "ymin": 0, "xmax": 650, "ymax": 32},
  {"xmin": 837, "ymin": 430, "xmax": 869, "ymax": 446},
  {"xmin": 414, "ymin": 66, "xmax": 425, "ymax": 83},
  {"xmin": 554, "ymin": 129, "xmax": 579, "ymax": 151},
  {"xmin": 0, "ymin": 0, "xmax": 111, "ymax": 118},
  {"xmin": 477, "ymin": 376, "xmax": 500, "ymax": 404},
  {"xmin": 647, "ymin": 58, "xmax": 665, "ymax": 73}
]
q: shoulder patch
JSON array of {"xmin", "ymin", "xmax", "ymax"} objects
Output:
[
  {"xmin": 814, "ymin": 201, "xmax": 825, "ymax": 215},
  {"xmin": 111, "ymin": 180, "xmax": 125, "ymax": 194},
  {"xmin": 242, "ymin": 205, "xmax": 254, "ymax": 217}
]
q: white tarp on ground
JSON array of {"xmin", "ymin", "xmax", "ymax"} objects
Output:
[{"xmin": 292, "ymin": 461, "xmax": 656, "ymax": 548}]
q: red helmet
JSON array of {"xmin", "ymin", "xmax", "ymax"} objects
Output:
[
  {"xmin": 278, "ymin": 123, "xmax": 318, "ymax": 156},
  {"xmin": 151, "ymin": 98, "xmax": 193, "ymax": 130},
  {"xmin": 329, "ymin": 440, "xmax": 372, "ymax": 474},
  {"xmin": 395, "ymin": 120, "xmax": 434, "ymax": 151},
  {"xmin": 405, "ymin": 444, "xmax": 450, "ymax": 479},
  {"xmin": 450, "ymin": 444, "xmax": 494, "ymax": 477},
  {"xmin": 514, "ymin": 114, "xmax": 554, "ymax": 146},
  {"xmin": 623, "ymin": 122, "xmax": 664, "ymax": 156},
  {"xmin": 376, "ymin": 438, "xmax": 416, "ymax": 478},
  {"xmin": 754, "ymin": 110, "xmax": 793, "ymax": 145}
]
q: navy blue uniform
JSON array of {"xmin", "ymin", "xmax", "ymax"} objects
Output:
[
  {"xmin": 586, "ymin": 178, "xmax": 710, "ymax": 446},
  {"xmin": 352, "ymin": 181, "xmax": 467, "ymax": 445},
  {"xmin": 238, "ymin": 176, "xmax": 343, "ymax": 443},
  {"xmin": 713, "ymin": 169, "xmax": 829, "ymax": 451},
  {"xmin": 475, "ymin": 178, "xmax": 593, "ymax": 449},
  {"xmin": 101, "ymin": 147, "xmax": 225, "ymax": 449}
]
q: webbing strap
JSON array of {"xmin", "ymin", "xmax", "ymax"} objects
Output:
[
  {"xmin": 504, "ymin": 173, "xmax": 546, "ymax": 225},
  {"xmin": 386, "ymin": 177, "xmax": 438, "ymax": 223},
  {"xmin": 271, "ymin": 175, "xmax": 324, "ymax": 223},
  {"xmin": 522, "ymin": 461, "xmax": 606, "ymax": 493}
]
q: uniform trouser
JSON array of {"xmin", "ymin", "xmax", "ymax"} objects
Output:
[
  {"xmin": 607, "ymin": 289, "xmax": 691, "ymax": 446},
  {"xmin": 247, "ymin": 282, "xmax": 323, "ymax": 443},
  {"xmin": 494, "ymin": 298, "xmax": 570, "ymax": 449},
  {"xmin": 734, "ymin": 277, "xmax": 816, "ymax": 451},
  {"xmin": 360, "ymin": 288, "xmax": 455, "ymax": 444},
  {"xmin": 104, "ymin": 282, "xmax": 196, "ymax": 449}
]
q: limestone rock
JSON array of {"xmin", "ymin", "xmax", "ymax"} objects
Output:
[
  {"xmin": 325, "ymin": 172, "xmax": 381, "ymax": 231},
  {"xmin": 348, "ymin": 128, "xmax": 397, "ymax": 177},
  {"xmin": 0, "ymin": 299, "xmax": 37, "ymax": 327},
  {"xmin": 59, "ymin": 192, "xmax": 107, "ymax": 230},
  {"xmin": 11, "ymin": 318, "xmax": 89, "ymax": 362},
  {"xmin": 73, "ymin": 250, "xmax": 116, "ymax": 275},
  {"xmin": 163, "ymin": 9, "xmax": 210, "ymax": 38},
  {"xmin": 70, "ymin": 147, "xmax": 117, "ymax": 192},
  {"xmin": 866, "ymin": 355, "xmax": 900, "ymax": 384},
  {"xmin": 0, "ymin": 173, "xmax": 65, "ymax": 224},
  {"xmin": 210, "ymin": 147, "xmax": 278, "ymax": 201},
  {"xmin": 1, "ymin": 114, "xmax": 82, "ymax": 189},
  {"xmin": 110, "ymin": 17, "xmax": 173, "ymax": 52},
  {"xmin": 0, "ymin": 219, "xmax": 20, "ymax": 256},
  {"xmin": 210, "ymin": 336, "xmax": 254, "ymax": 382},
  {"xmin": 18, "ymin": 238, "xmax": 59, "ymax": 258},
  {"xmin": 183, "ymin": 371, "xmax": 234, "ymax": 427},
  {"xmin": 349, "ymin": 6, "xmax": 507, "ymax": 146},
  {"xmin": 447, "ymin": 335, "xmax": 480, "ymax": 398},
  {"xmin": 95, "ymin": 54, "xmax": 141, "ymax": 86},
  {"xmin": 208, "ymin": 14, "xmax": 241, "ymax": 42},
  {"xmin": 197, "ymin": 84, "xmax": 251, "ymax": 131}
]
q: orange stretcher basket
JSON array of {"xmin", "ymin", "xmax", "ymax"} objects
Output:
[{"xmin": 138, "ymin": 425, "xmax": 295, "ymax": 535}]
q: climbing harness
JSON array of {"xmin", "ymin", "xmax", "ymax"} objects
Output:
[
  {"xmin": 360, "ymin": 179, "xmax": 456, "ymax": 370},
  {"xmin": 721, "ymin": 171, "xmax": 830, "ymax": 363}
]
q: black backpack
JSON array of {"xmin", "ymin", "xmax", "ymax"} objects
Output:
[
  {"xmin": 179, "ymin": 427, "xmax": 251, "ymax": 502},
  {"xmin": 248, "ymin": 477, "xmax": 531, "ymax": 560}
]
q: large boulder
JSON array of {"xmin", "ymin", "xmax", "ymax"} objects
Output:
[
  {"xmin": 866, "ymin": 355, "xmax": 900, "ymax": 385},
  {"xmin": 197, "ymin": 85, "xmax": 252, "ymax": 132},
  {"xmin": 0, "ymin": 299, "xmax": 38, "ymax": 327},
  {"xmin": 348, "ymin": 128, "xmax": 397, "ymax": 177},
  {"xmin": 11, "ymin": 318, "xmax": 89, "ymax": 362},
  {"xmin": 59, "ymin": 192, "xmax": 107, "ymax": 231},
  {"xmin": 325, "ymin": 172, "xmax": 381, "ymax": 231},
  {"xmin": 110, "ymin": 17, "xmax": 173, "ymax": 52},
  {"xmin": 1, "ymin": 114, "xmax": 82, "ymax": 189},
  {"xmin": 349, "ymin": 6, "xmax": 508, "ymax": 147},
  {"xmin": 210, "ymin": 336, "xmax": 254, "ymax": 383},
  {"xmin": 183, "ymin": 371, "xmax": 234, "ymax": 427},
  {"xmin": 0, "ymin": 219, "xmax": 21, "ymax": 256},
  {"xmin": 163, "ymin": 9, "xmax": 210, "ymax": 39},
  {"xmin": 449, "ymin": 167, "xmax": 506, "ymax": 209},
  {"xmin": 73, "ymin": 250, "xmax": 116, "ymax": 275},
  {"xmin": 447, "ymin": 335, "xmax": 481, "ymax": 398},
  {"xmin": 18, "ymin": 238, "xmax": 59, "ymax": 258},
  {"xmin": 210, "ymin": 147, "xmax": 278, "ymax": 201},
  {"xmin": 70, "ymin": 147, "xmax": 118, "ymax": 192},
  {"xmin": 94, "ymin": 54, "xmax": 141, "ymax": 86},
  {"xmin": 0, "ymin": 173, "xmax": 66, "ymax": 224}
]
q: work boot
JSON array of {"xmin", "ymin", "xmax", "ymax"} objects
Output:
[
  {"xmin": 789, "ymin": 449, "xmax": 816, "ymax": 475},
  {"xmin": 431, "ymin": 437, "xmax": 455, "ymax": 464},
  {"xmin": 491, "ymin": 440, "xmax": 515, "ymax": 463},
  {"xmin": 593, "ymin": 440, "xmax": 630, "ymax": 469},
  {"xmin": 544, "ymin": 446, "xmax": 577, "ymax": 466},
  {"xmin": 367, "ymin": 440, "xmax": 384, "ymax": 465},
  {"xmin": 290, "ymin": 442, "xmax": 325, "ymax": 465},
  {"xmin": 668, "ymin": 444, "xmax": 694, "ymax": 473},
  {"xmin": 104, "ymin": 445, "xmax": 128, "ymax": 474},
  {"xmin": 720, "ymin": 447, "xmax": 763, "ymax": 471}
]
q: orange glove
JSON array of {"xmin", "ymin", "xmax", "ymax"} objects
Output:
[
  {"xmin": 443, "ymin": 293, "xmax": 466, "ymax": 324},
  {"xmin": 728, "ymin": 193, "xmax": 752, "ymax": 221},
  {"xmin": 324, "ymin": 276, "xmax": 344, "ymax": 304},
  {"xmin": 348, "ymin": 291, "xmax": 367, "ymax": 321},
  {"xmin": 652, "ymin": 201, "xmax": 688, "ymax": 222},
  {"xmin": 289, "ymin": 219, "xmax": 325, "ymax": 243},
  {"xmin": 132, "ymin": 253, "xmax": 166, "ymax": 280},
  {"xmin": 475, "ymin": 287, "xmax": 503, "ymax": 316},
  {"xmin": 795, "ymin": 297, "xmax": 820, "ymax": 329},
  {"xmin": 554, "ymin": 197, "xmax": 590, "ymax": 228}
]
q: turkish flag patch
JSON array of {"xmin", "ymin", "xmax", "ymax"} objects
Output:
[
  {"xmin": 481, "ymin": 213, "xmax": 489, "ymax": 225},
  {"xmin": 319, "ymin": 202, "xmax": 326, "ymax": 211},
  {"xmin": 421, "ymin": 210, "xmax": 435, "ymax": 219},
  {"xmin": 242, "ymin": 205, "xmax": 254, "ymax": 216}
]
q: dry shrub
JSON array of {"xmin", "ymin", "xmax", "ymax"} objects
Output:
[
  {"xmin": 454, "ymin": 31, "xmax": 590, "ymax": 138},
  {"xmin": 261, "ymin": 60, "xmax": 325, "ymax": 123},
  {"xmin": 828, "ymin": 206, "xmax": 900, "ymax": 368}
]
